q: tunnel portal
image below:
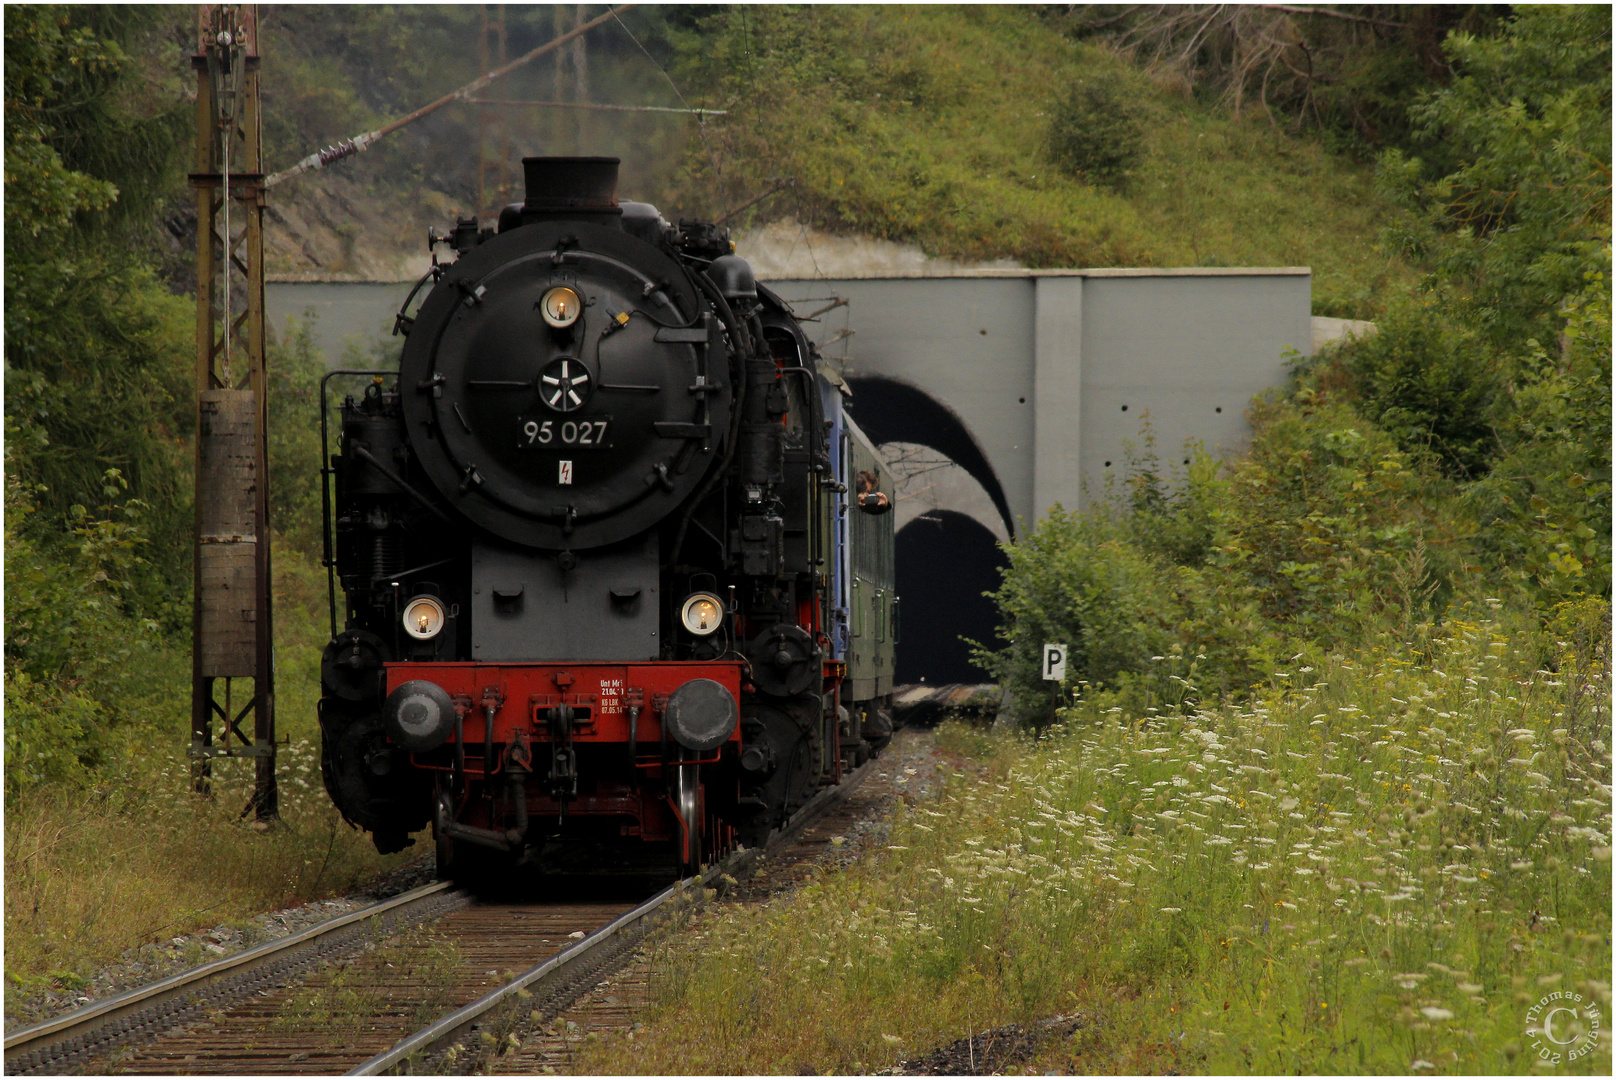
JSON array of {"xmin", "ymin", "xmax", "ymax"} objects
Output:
[{"xmin": 894, "ymin": 510, "xmax": 1007, "ymax": 685}]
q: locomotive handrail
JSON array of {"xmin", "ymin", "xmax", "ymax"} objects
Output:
[
  {"xmin": 367, "ymin": 554, "xmax": 454, "ymax": 590},
  {"xmin": 349, "ymin": 446, "xmax": 455, "ymax": 525},
  {"xmin": 666, "ymin": 271, "xmax": 754, "ymax": 567},
  {"xmin": 390, "ymin": 265, "xmax": 440, "ymax": 338},
  {"xmin": 319, "ymin": 368, "xmax": 401, "ymax": 639}
]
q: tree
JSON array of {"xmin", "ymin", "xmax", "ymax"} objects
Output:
[
  {"xmin": 4, "ymin": 6, "xmax": 194, "ymax": 590},
  {"xmin": 1390, "ymin": 5, "xmax": 1612, "ymax": 345}
]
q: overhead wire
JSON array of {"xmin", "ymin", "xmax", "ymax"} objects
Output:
[
  {"xmin": 608, "ymin": 8, "xmax": 727, "ymax": 209},
  {"xmin": 267, "ymin": 5, "xmax": 633, "ymax": 188}
]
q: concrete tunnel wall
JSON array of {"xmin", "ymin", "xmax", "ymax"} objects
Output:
[
  {"xmin": 766, "ymin": 269, "xmax": 1313, "ymax": 529},
  {"xmin": 767, "ymin": 269, "xmax": 1313, "ymax": 683}
]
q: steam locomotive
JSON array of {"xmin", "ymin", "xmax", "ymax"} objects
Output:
[{"xmin": 318, "ymin": 157, "xmax": 898, "ymax": 879}]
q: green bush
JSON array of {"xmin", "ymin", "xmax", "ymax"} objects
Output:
[
  {"xmin": 978, "ymin": 397, "xmax": 1481, "ymax": 718},
  {"xmin": 1045, "ymin": 72, "xmax": 1147, "ymax": 189},
  {"xmin": 1211, "ymin": 393, "xmax": 1464, "ymax": 636},
  {"xmin": 1113, "ymin": 431, "xmax": 1223, "ymax": 568},
  {"xmin": 1385, "ymin": 6, "xmax": 1611, "ymax": 349},
  {"xmin": 4, "ymin": 5, "xmax": 194, "ymax": 606},
  {"xmin": 1464, "ymin": 271, "xmax": 1612, "ymax": 603},
  {"xmin": 973, "ymin": 439, "xmax": 1224, "ymax": 726},
  {"xmin": 3, "ymin": 469, "xmax": 181, "ymax": 797},
  {"xmin": 1336, "ymin": 306, "xmax": 1498, "ymax": 479},
  {"xmin": 973, "ymin": 505, "xmax": 1185, "ymax": 728}
]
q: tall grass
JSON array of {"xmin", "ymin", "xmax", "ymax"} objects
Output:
[
  {"xmin": 2, "ymin": 736, "xmax": 421, "ymax": 995},
  {"xmin": 2, "ymin": 545, "xmax": 416, "ymax": 996},
  {"xmin": 579, "ymin": 606, "xmax": 1610, "ymax": 1075},
  {"xmin": 3, "ymin": 312, "xmax": 411, "ymax": 997}
]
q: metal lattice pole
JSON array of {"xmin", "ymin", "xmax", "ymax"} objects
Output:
[{"xmin": 190, "ymin": 3, "xmax": 277, "ymax": 821}]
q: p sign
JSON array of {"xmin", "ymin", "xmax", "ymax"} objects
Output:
[{"xmin": 1042, "ymin": 644, "xmax": 1068, "ymax": 682}]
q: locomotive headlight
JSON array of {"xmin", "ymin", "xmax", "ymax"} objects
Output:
[
  {"xmin": 540, "ymin": 285, "xmax": 582, "ymax": 329},
  {"xmin": 402, "ymin": 595, "xmax": 446, "ymax": 640},
  {"xmin": 679, "ymin": 592, "xmax": 724, "ymax": 636}
]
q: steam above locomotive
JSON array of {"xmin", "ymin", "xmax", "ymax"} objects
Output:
[{"xmin": 319, "ymin": 157, "xmax": 897, "ymax": 878}]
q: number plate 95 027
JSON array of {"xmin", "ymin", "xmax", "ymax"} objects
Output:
[{"xmin": 517, "ymin": 415, "xmax": 611, "ymax": 450}]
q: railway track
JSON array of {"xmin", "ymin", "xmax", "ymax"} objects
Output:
[
  {"xmin": 3, "ymin": 882, "xmax": 471, "ymax": 1076},
  {"xmin": 4, "ymin": 756, "xmax": 879, "ymax": 1077},
  {"xmin": 494, "ymin": 725, "xmax": 940, "ymax": 1074}
]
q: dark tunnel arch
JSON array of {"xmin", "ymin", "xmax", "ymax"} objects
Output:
[
  {"xmin": 895, "ymin": 510, "xmax": 1008, "ymax": 684},
  {"xmin": 844, "ymin": 376, "xmax": 1015, "ymax": 540}
]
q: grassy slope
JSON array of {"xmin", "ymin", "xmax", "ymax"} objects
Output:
[
  {"xmin": 580, "ymin": 614, "xmax": 1611, "ymax": 1075},
  {"xmin": 676, "ymin": 6, "xmax": 1412, "ymax": 317}
]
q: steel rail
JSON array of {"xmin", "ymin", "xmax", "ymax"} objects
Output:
[
  {"xmin": 3, "ymin": 880, "xmax": 465, "ymax": 1075},
  {"xmin": 348, "ymin": 876, "xmax": 700, "ymax": 1074},
  {"xmin": 351, "ymin": 760, "xmax": 878, "ymax": 1075}
]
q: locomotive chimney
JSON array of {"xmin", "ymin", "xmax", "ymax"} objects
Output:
[{"xmin": 518, "ymin": 156, "xmax": 623, "ymax": 227}]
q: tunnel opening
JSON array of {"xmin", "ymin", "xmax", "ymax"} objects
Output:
[
  {"xmin": 845, "ymin": 376, "xmax": 1014, "ymax": 540},
  {"xmin": 844, "ymin": 376, "xmax": 1015, "ymax": 686},
  {"xmin": 894, "ymin": 510, "xmax": 1007, "ymax": 685}
]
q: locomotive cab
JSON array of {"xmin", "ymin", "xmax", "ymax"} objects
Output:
[{"xmin": 318, "ymin": 157, "xmax": 896, "ymax": 881}]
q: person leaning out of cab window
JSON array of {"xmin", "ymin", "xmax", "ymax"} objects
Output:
[{"xmin": 856, "ymin": 469, "xmax": 890, "ymax": 515}]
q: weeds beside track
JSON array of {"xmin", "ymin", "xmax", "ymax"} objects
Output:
[{"xmin": 577, "ymin": 617, "xmax": 1611, "ymax": 1075}]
